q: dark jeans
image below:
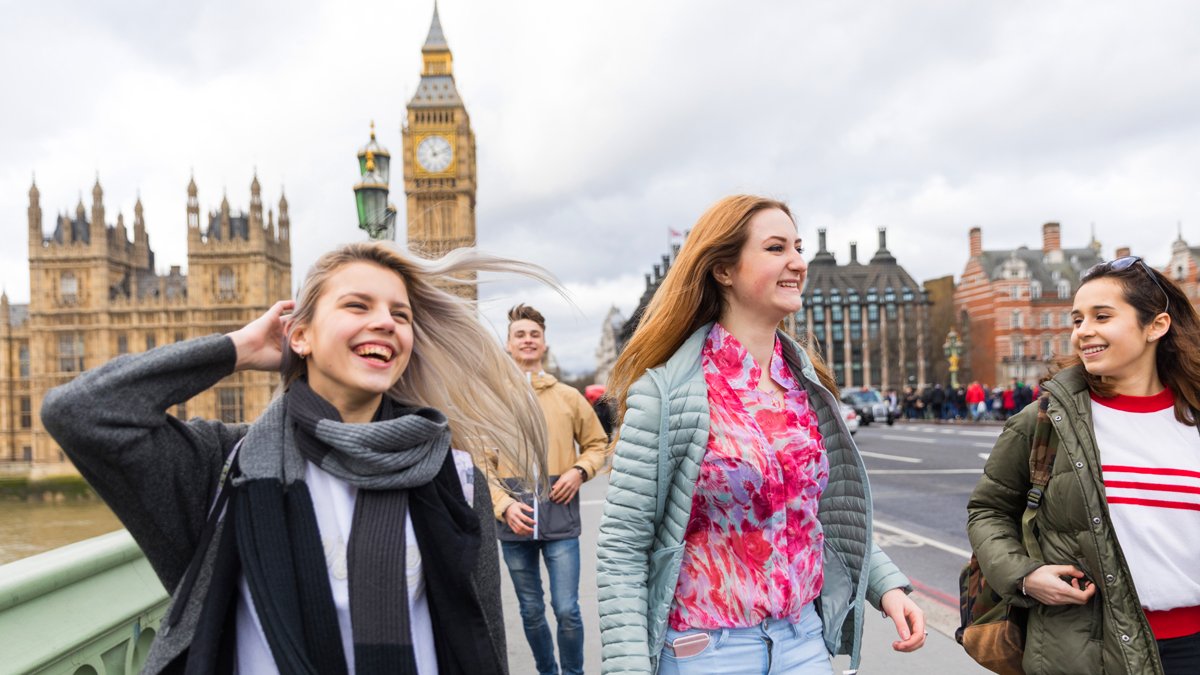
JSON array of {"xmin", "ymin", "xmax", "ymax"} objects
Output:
[
  {"xmin": 1159, "ymin": 630, "xmax": 1200, "ymax": 675},
  {"xmin": 501, "ymin": 538, "xmax": 584, "ymax": 675}
]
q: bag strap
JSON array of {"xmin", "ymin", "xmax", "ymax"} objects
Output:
[{"xmin": 1020, "ymin": 393, "xmax": 1057, "ymax": 561}]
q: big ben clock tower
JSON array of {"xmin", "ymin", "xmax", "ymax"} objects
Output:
[{"xmin": 403, "ymin": 3, "xmax": 477, "ymax": 300}]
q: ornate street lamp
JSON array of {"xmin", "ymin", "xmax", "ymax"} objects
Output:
[
  {"xmin": 354, "ymin": 122, "xmax": 396, "ymax": 241},
  {"xmin": 943, "ymin": 328, "xmax": 962, "ymax": 389}
]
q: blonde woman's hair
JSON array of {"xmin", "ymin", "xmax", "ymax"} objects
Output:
[
  {"xmin": 607, "ymin": 195, "xmax": 838, "ymax": 430},
  {"xmin": 284, "ymin": 241, "xmax": 554, "ymax": 493}
]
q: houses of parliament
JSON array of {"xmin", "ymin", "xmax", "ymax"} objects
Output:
[{"xmin": 0, "ymin": 5, "xmax": 477, "ymax": 476}]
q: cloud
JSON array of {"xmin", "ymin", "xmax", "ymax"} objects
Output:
[{"xmin": 3, "ymin": 0, "xmax": 1199, "ymax": 374}]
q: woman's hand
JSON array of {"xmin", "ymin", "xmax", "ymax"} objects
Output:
[
  {"xmin": 880, "ymin": 588, "xmax": 926, "ymax": 652},
  {"xmin": 1022, "ymin": 564, "xmax": 1096, "ymax": 606},
  {"xmin": 227, "ymin": 300, "xmax": 295, "ymax": 372}
]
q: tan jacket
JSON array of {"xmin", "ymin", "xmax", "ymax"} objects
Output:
[{"xmin": 490, "ymin": 372, "xmax": 611, "ymax": 522}]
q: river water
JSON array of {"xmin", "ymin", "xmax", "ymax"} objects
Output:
[{"xmin": 0, "ymin": 498, "xmax": 123, "ymax": 565}]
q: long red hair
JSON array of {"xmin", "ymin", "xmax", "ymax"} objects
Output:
[{"xmin": 607, "ymin": 195, "xmax": 837, "ymax": 432}]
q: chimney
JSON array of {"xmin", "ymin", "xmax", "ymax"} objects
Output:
[
  {"xmin": 969, "ymin": 227, "xmax": 982, "ymax": 257},
  {"xmin": 818, "ymin": 228, "xmax": 828, "ymax": 253},
  {"xmin": 1115, "ymin": 246, "xmax": 1131, "ymax": 259},
  {"xmin": 1042, "ymin": 222, "xmax": 1061, "ymax": 253},
  {"xmin": 849, "ymin": 242, "xmax": 858, "ymax": 263}
]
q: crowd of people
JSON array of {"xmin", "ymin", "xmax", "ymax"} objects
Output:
[
  {"xmin": 37, "ymin": 193, "xmax": 1198, "ymax": 674},
  {"xmin": 896, "ymin": 378, "xmax": 1039, "ymax": 422}
]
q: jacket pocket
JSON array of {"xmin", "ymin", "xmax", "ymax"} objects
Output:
[
  {"xmin": 647, "ymin": 543, "xmax": 686, "ymax": 655},
  {"xmin": 1025, "ymin": 601, "xmax": 1101, "ymax": 674},
  {"xmin": 537, "ymin": 478, "xmax": 581, "ymax": 540},
  {"xmin": 819, "ymin": 545, "xmax": 855, "ymax": 654}
]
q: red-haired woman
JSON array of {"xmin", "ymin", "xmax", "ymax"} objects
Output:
[{"xmin": 596, "ymin": 196, "xmax": 925, "ymax": 674}]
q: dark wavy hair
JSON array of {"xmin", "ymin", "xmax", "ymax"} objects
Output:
[{"xmin": 1051, "ymin": 259, "xmax": 1200, "ymax": 425}]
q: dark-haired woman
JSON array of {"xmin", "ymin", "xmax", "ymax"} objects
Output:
[{"xmin": 968, "ymin": 256, "xmax": 1200, "ymax": 674}]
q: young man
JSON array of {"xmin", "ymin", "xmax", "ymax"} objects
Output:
[{"xmin": 494, "ymin": 304, "xmax": 610, "ymax": 675}]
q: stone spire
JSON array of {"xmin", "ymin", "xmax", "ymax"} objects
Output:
[
  {"xmin": 187, "ymin": 174, "xmax": 200, "ymax": 230},
  {"xmin": 28, "ymin": 175, "xmax": 42, "ymax": 243},
  {"xmin": 91, "ymin": 174, "xmax": 105, "ymax": 231},
  {"xmin": 249, "ymin": 171, "xmax": 263, "ymax": 233},
  {"xmin": 423, "ymin": 1, "xmax": 448, "ymax": 52},
  {"xmin": 278, "ymin": 190, "xmax": 290, "ymax": 241}
]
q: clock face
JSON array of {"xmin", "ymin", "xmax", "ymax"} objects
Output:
[{"xmin": 416, "ymin": 135, "xmax": 453, "ymax": 173}]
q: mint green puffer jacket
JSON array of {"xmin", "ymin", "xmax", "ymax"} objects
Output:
[{"xmin": 596, "ymin": 325, "xmax": 911, "ymax": 674}]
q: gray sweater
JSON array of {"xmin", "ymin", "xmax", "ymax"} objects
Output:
[{"xmin": 41, "ymin": 333, "xmax": 507, "ymax": 674}]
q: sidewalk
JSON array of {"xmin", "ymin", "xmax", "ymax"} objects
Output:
[{"xmin": 497, "ymin": 478, "xmax": 988, "ymax": 673}]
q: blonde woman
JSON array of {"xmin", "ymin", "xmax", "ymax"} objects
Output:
[
  {"xmin": 42, "ymin": 242, "xmax": 550, "ymax": 675},
  {"xmin": 597, "ymin": 196, "xmax": 925, "ymax": 674}
]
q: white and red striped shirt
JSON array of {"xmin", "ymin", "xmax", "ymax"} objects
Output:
[{"xmin": 1091, "ymin": 388, "xmax": 1200, "ymax": 639}]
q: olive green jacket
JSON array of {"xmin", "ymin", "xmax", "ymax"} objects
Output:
[{"xmin": 967, "ymin": 366, "xmax": 1164, "ymax": 675}]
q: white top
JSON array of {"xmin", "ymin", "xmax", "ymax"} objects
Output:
[
  {"xmin": 1090, "ymin": 391, "xmax": 1200, "ymax": 611},
  {"xmin": 235, "ymin": 450, "xmax": 476, "ymax": 674}
]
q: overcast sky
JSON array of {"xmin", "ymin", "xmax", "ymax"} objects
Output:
[{"xmin": 4, "ymin": 0, "xmax": 1199, "ymax": 374}]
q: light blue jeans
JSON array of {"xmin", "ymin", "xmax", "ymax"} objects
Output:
[
  {"xmin": 658, "ymin": 602, "xmax": 832, "ymax": 675},
  {"xmin": 501, "ymin": 538, "xmax": 583, "ymax": 675}
]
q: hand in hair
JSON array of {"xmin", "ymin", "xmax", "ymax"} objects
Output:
[{"xmin": 228, "ymin": 300, "xmax": 295, "ymax": 372}]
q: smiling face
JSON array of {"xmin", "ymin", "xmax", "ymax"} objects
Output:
[
  {"xmin": 289, "ymin": 261, "xmax": 414, "ymax": 420},
  {"xmin": 507, "ymin": 318, "xmax": 547, "ymax": 373},
  {"xmin": 715, "ymin": 208, "xmax": 806, "ymax": 323},
  {"xmin": 1071, "ymin": 277, "xmax": 1166, "ymax": 392}
]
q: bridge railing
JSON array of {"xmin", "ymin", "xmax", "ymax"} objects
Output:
[{"xmin": 0, "ymin": 531, "xmax": 168, "ymax": 675}]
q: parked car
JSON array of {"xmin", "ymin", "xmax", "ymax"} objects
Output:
[
  {"xmin": 839, "ymin": 402, "xmax": 860, "ymax": 435},
  {"xmin": 841, "ymin": 388, "xmax": 895, "ymax": 426}
]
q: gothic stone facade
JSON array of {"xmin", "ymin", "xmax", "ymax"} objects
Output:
[{"xmin": 0, "ymin": 176, "xmax": 290, "ymax": 474}]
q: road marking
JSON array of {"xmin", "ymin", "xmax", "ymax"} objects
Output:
[
  {"xmin": 859, "ymin": 450, "xmax": 923, "ymax": 463},
  {"xmin": 868, "ymin": 468, "xmax": 984, "ymax": 475},
  {"xmin": 880, "ymin": 434, "xmax": 936, "ymax": 444},
  {"xmin": 972, "ymin": 442, "xmax": 995, "ymax": 448},
  {"xmin": 874, "ymin": 520, "xmax": 972, "ymax": 559},
  {"xmin": 978, "ymin": 452, "xmax": 991, "ymax": 461}
]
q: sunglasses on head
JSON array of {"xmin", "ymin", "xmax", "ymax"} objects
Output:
[{"xmin": 1086, "ymin": 255, "xmax": 1169, "ymax": 315}]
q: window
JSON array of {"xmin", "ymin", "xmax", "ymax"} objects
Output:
[
  {"xmin": 1011, "ymin": 310, "xmax": 1022, "ymax": 329},
  {"xmin": 1010, "ymin": 285, "xmax": 1020, "ymax": 300},
  {"xmin": 867, "ymin": 305, "xmax": 879, "ymax": 322},
  {"xmin": 19, "ymin": 397, "xmax": 31, "ymax": 429},
  {"xmin": 1040, "ymin": 312, "xmax": 1050, "ymax": 328},
  {"xmin": 831, "ymin": 305, "xmax": 843, "ymax": 322},
  {"xmin": 1012, "ymin": 338, "xmax": 1025, "ymax": 360},
  {"xmin": 832, "ymin": 323, "xmax": 844, "ymax": 341},
  {"xmin": 175, "ymin": 331, "xmax": 186, "ymax": 343},
  {"xmin": 814, "ymin": 306, "xmax": 825, "ymax": 322},
  {"xmin": 1030, "ymin": 281, "xmax": 1042, "ymax": 299},
  {"xmin": 58, "ymin": 332, "xmax": 85, "ymax": 372},
  {"xmin": 18, "ymin": 343, "xmax": 29, "ymax": 378},
  {"xmin": 1057, "ymin": 280, "xmax": 1070, "ymax": 298},
  {"xmin": 218, "ymin": 267, "xmax": 236, "ymax": 300},
  {"xmin": 22, "ymin": 446, "xmax": 32, "ymax": 462},
  {"xmin": 1062, "ymin": 311, "xmax": 1071, "ymax": 327},
  {"xmin": 117, "ymin": 334, "xmax": 128, "ymax": 355},
  {"xmin": 146, "ymin": 334, "xmax": 157, "ymax": 351},
  {"xmin": 1042, "ymin": 338, "xmax": 1052, "ymax": 359},
  {"xmin": 61, "ymin": 271, "xmax": 78, "ymax": 303},
  {"xmin": 849, "ymin": 305, "xmax": 861, "ymax": 322},
  {"xmin": 217, "ymin": 387, "xmax": 244, "ymax": 423}
]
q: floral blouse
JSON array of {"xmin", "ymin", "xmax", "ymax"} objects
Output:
[{"xmin": 667, "ymin": 323, "xmax": 829, "ymax": 630}]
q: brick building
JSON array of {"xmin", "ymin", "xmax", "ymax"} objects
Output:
[{"xmin": 953, "ymin": 222, "xmax": 1102, "ymax": 387}]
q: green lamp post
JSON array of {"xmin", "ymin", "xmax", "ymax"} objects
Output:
[{"xmin": 354, "ymin": 121, "xmax": 396, "ymax": 240}]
